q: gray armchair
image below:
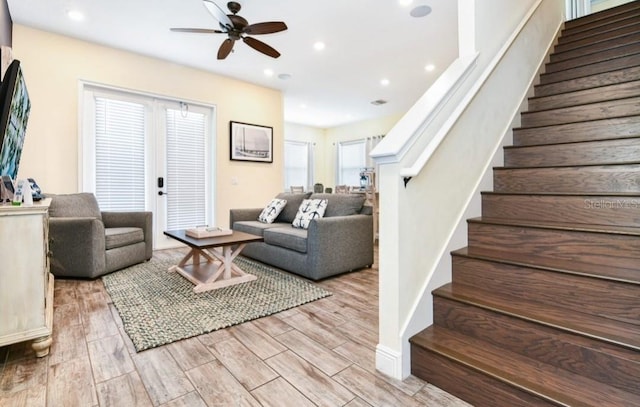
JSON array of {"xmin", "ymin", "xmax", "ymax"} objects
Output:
[{"xmin": 48, "ymin": 193, "xmax": 152, "ymax": 278}]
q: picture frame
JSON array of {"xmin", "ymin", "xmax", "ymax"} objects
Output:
[{"xmin": 229, "ymin": 121, "xmax": 273, "ymax": 163}]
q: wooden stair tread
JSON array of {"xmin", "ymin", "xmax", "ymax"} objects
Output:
[
  {"xmin": 433, "ymin": 283, "xmax": 640, "ymax": 351},
  {"xmin": 452, "ymin": 246, "xmax": 640, "ymax": 284},
  {"xmin": 534, "ymin": 65, "xmax": 640, "ymax": 97},
  {"xmin": 411, "ymin": 326, "xmax": 640, "ymax": 407},
  {"xmin": 527, "ymin": 80, "xmax": 640, "ymax": 111},
  {"xmin": 468, "ymin": 216, "xmax": 640, "ymax": 236},
  {"xmin": 481, "ymin": 190, "xmax": 640, "ymax": 197},
  {"xmin": 539, "ymin": 52, "xmax": 640, "ymax": 86}
]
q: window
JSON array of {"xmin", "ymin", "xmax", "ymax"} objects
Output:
[
  {"xmin": 165, "ymin": 108, "xmax": 207, "ymax": 230},
  {"xmin": 337, "ymin": 140, "xmax": 366, "ymax": 186},
  {"xmin": 284, "ymin": 141, "xmax": 313, "ymax": 191},
  {"xmin": 94, "ymin": 97, "xmax": 147, "ymax": 211}
]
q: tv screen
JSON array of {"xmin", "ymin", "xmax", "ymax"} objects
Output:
[{"xmin": 0, "ymin": 59, "xmax": 31, "ymax": 181}]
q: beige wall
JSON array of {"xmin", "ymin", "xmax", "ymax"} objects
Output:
[
  {"xmin": 284, "ymin": 114, "xmax": 401, "ymax": 190},
  {"xmin": 12, "ymin": 25, "xmax": 284, "ymax": 227}
]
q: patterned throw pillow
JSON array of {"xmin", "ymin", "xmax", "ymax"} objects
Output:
[
  {"xmin": 292, "ymin": 199, "xmax": 328, "ymax": 229},
  {"xmin": 258, "ymin": 199, "xmax": 287, "ymax": 224}
]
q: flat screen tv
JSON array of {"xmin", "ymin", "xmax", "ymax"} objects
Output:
[{"xmin": 0, "ymin": 59, "xmax": 31, "ymax": 181}]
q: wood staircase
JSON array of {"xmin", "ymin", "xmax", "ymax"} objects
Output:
[{"xmin": 409, "ymin": 2, "xmax": 640, "ymax": 406}]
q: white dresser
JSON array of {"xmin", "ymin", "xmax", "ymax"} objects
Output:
[{"xmin": 0, "ymin": 198, "xmax": 53, "ymax": 357}]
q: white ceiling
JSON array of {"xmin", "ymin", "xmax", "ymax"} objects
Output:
[{"xmin": 7, "ymin": 0, "xmax": 459, "ymax": 129}]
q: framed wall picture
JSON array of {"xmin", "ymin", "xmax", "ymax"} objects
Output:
[{"xmin": 229, "ymin": 121, "xmax": 273, "ymax": 163}]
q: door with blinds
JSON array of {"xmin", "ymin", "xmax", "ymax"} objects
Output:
[{"xmin": 82, "ymin": 86, "xmax": 215, "ymax": 249}]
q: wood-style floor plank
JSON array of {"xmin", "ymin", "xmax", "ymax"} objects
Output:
[
  {"xmin": 250, "ymin": 377, "xmax": 316, "ymax": 407},
  {"xmin": 0, "ymin": 247, "xmax": 471, "ymax": 406},
  {"xmin": 265, "ymin": 350, "xmax": 355, "ymax": 407},
  {"xmin": 185, "ymin": 360, "xmax": 261, "ymax": 407},
  {"xmin": 95, "ymin": 371, "xmax": 153, "ymax": 407}
]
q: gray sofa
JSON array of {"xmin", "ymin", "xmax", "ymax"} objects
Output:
[
  {"xmin": 230, "ymin": 192, "xmax": 374, "ymax": 280},
  {"xmin": 48, "ymin": 193, "xmax": 153, "ymax": 278}
]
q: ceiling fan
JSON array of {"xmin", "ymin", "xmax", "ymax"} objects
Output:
[{"xmin": 171, "ymin": 0, "xmax": 288, "ymax": 60}]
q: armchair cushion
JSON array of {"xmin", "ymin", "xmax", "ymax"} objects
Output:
[{"xmin": 105, "ymin": 227, "xmax": 145, "ymax": 250}]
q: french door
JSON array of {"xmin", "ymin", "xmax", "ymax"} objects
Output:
[{"xmin": 82, "ymin": 85, "xmax": 215, "ymax": 249}]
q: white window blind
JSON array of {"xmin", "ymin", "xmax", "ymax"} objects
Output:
[
  {"xmin": 338, "ymin": 140, "xmax": 365, "ymax": 186},
  {"xmin": 284, "ymin": 141, "xmax": 310, "ymax": 191},
  {"xmin": 165, "ymin": 108, "xmax": 207, "ymax": 230},
  {"xmin": 94, "ymin": 97, "xmax": 146, "ymax": 211}
]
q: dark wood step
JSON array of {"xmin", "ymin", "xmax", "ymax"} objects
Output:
[
  {"xmin": 513, "ymin": 116, "xmax": 640, "ymax": 146},
  {"xmin": 435, "ymin": 282, "xmax": 640, "ymax": 351},
  {"xmin": 503, "ymin": 137, "xmax": 640, "ymax": 167},
  {"xmin": 459, "ymin": 245, "xmax": 640, "ymax": 284},
  {"xmin": 558, "ymin": 9, "xmax": 640, "ymax": 46},
  {"xmin": 554, "ymin": 21, "xmax": 640, "ymax": 54},
  {"xmin": 535, "ymin": 65, "xmax": 640, "ymax": 97},
  {"xmin": 451, "ymin": 254, "xmax": 640, "ymax": 325},
  {"xmin": 563, "ymin": 1, "xmax": 640, "ymax": 34},
  {"xmin": 544, "ymin": 41, "xmax": 640, "ymax": 73},
  {"xmin": 481, "ymin": 192, "xmax": 640, "ymax": 228},
  {"xmin": 493, "ymin": 163, "xmax": 640, "ymax": 194},
  {"xmin": 411, "ymin": 325, "xmax": 640, "ymax": 406},
  {"xmin": 467, "ymin": 217, "xmax": 640, "ymax": 271},
  {"xmin": 434, "ymin": 295, "xmax": 640, "ymax": 396},
  {"xmin": 521, "ymin": 96, "xmax": 640, "ymax": 127},
  {"xmin": 411, "ymin": 330, "xmax": 555, "ymax": 407},
  {"xmin": 539, "ymin": 52, "xmax": 640, "ymax": 85},
  {"xmin": 530, "ymin": 79, "xmax": 640, "ymax": 114},
  {"xmin": 550, "ymin": 32, "xmax": 640, "ymax": 66}
]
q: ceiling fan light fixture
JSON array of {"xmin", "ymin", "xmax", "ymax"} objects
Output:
[{"xmin": 410, "ymin": 5, "xmax": 432, "ymax": 18}]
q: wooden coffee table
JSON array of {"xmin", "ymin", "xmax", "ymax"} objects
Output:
[{"xmin": 163, "ymin": 230, "xmax": 263, "ymax": 293}]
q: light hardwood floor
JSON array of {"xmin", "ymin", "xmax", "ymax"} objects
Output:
[{"xmin": 0, "ymin": 248, "xmax": 471, "ymax": 407}]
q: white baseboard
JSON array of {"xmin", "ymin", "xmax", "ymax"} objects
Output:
[{"xmin": 375, "ymin": 344, "xmax": 404, "ymax": 380}]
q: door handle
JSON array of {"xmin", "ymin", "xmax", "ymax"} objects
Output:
[{"xmin": 157, "ymin": 177, "xmax": 164, "ymax": 188}]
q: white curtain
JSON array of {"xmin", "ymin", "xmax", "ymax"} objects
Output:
[{"xmin": 566, "ymin": 0, "xmax": 591, "ymax": 20}]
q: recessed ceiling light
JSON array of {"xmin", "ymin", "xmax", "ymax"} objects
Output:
[
  {"xmin": 264, "ymin": 69, "xmax": 274, "ymax": 77},
  {"xmin": 398, "ymin": 0, "xmax": 413, "ymax": 6},
  {"xmin": 313, "ymin": 41, "xmax": 326, "ymax": 51},
  {"xmin": 278, "ymin": 73, "xmax": 292, "ymax": 80},
  {"xmin": 425, "ymin": 64, "xmax": 435, "ymax": 72},
  {"xmin": 67, "ymin": 10, "xmax": 84, "ymax": 21},
  {"xmin": 380, "ymin": 78, "xmax": 390, "ymax": 86},
  {"xmin": 410, "ymin": 5, "xmax": 432, "ymax": 18}
]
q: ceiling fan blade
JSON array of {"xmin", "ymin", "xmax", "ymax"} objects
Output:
[
  {"xmin": 217, "ymin": 38, "xmax": 235, "ymax": 60},
  {"xmin": 243, "ymin": 37, "xmax": 281, "ymax": 58},
  {"xmin": 244, "ymin": 22, "xmax": 288, "ymax": 35},
  {"xmin": 202, "ymin": 0, "xmax": 233, "ymax": 30},
  {"xmin": 170, "ymin": 28, "xmax": 225, "ymax": 34}
]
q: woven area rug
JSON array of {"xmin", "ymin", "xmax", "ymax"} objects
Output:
[{"xmin": 102, "ymin": 255, "xmax": 331, "ymax": 352}]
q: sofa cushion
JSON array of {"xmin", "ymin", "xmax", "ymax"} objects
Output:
[
  {"xmin": 233, "ymin": 220, "xmax": 291, "ymax": 237},
  {"xmin": 105, "ymin": 227, "xmax": 144, "ymax": 250},
  {"xmin": 49, "ymin": 192, "xmax": 102, "ymax": 219},
  {"xmin": 258, "ymin": 198, "xmax": 287, "ymax": 223},
  {"xmin": 292, "ymin": 199, "xmax": 328, "ymax": 229},
  {"xmin": 310, "ymin": 193, "xmax": 366, "ymax": 217},
  {"xmin": 274, "ymin": 192, "xmax": 312, "ymax": 223},
  {"xmin": 264, "ymin": 226, "xmax": 308, "ymax": 253}
]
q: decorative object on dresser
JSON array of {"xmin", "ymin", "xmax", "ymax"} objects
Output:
[
  {"xmin": 0, "ymin": 198, "xmax": 54, "ymax": 357},
  {"xmin": 47, "ymin": 193, "xmax": 153, "ymax": 279}
]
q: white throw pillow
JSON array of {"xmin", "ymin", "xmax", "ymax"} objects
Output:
[
  {"xmin": 292, "ymin": 199, "xmax": 328, "ymax": 229},
  {"xmin": 258, "ymin": 199, "xmax": 287, "ymax": 223}
]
